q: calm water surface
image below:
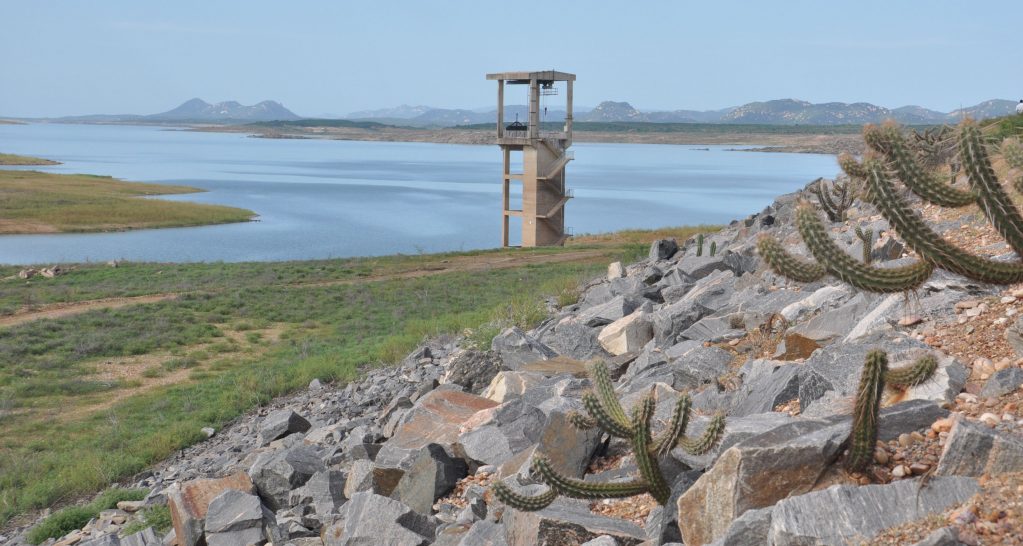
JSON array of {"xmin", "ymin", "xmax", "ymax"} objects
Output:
[{"xmin": 0, "ymin": 123, "xmax": 837, "ymax": 264}]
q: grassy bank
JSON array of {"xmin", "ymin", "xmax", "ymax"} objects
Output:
[
  {"xmin": 0, "ymin": 170, "xmax": 254, "ymax": 234},
  {"xmin": 0, "ymin": 225, "xmax": 711, "ymax": 525},
  {"xmin": 0, "ymin": 153, "xmax": 60, "ymax": 166}
]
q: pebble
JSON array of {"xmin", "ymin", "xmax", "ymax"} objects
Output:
[
  {"xmin": 892, "ymin": 465, "xmax": 908, "ymax": 478},
  {"xmin": 909, "ymin": 462, "xmax": 930, "ymax": 475},
  {"xmin": 994, "ymin": 358, "xmax": 1012, "ymax": 371},
  {"xmin": 979, "ymin": 413, "xmax": 1000, "ymax": 427},
  {"xmin": 1001, "ymin": 296, "xmax": 1018, "ymax": 304},
  {"xmin": 973, "ymin": 357, "xmax": 995, "ymax": 376},
  {"xmin": 898, "ymin": 315, "xmax": 924, "ymax": 326},
  {"xmin": 910, "ymin": 431, "xmax": 926, "ymax": 443},
  {"xmin": 874, "ymin": 448, "xmax": 889, "ymax": 464},
  {"xmin": 898, "ymin": 433, "xmax": 914, "ymax": 448},
  {"xmin": 932, "ymin": 417, "xmax": 954, "ymax": 433},
  {"xmin": 956, "ymin": 300, "xmax": 980, "ymax": 311}
]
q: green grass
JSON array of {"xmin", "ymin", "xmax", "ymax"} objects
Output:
[
  {"xmin": 0, "ymin": 153, "xmax": 60, "ymax": 166},
  {"xmin": 120, "ymin": 505, "xmax": 171, "ymax": 537},
  {"xmin": 0, "ymin": 236, "xmax": 676, "ymax": 525},
  {"xmin": 986, "ymin": 113, "xmax": 1023, "ymax": 141},
  {"xmin": 25, "ymin": 488, "xmax": 147, "ymax": 544},
  {"xmin": 0, "ymin": 170, "xmax": 254, "ymax": 234}
]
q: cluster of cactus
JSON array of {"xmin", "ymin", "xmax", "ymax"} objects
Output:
[
  {"xmin": 854, "ymin": 226, "xmax": 874, "ymax": 264},
  {"xmin": 846, "ymin": 351, "xmax": 937, "ymax": 471},
  {"xmin": 911, "ymin": 125, "xmax": 956, "ymax": 169},
  {"xmin": 759, "ymin": 118, "xmax": 1023, "ymax": 473},
  {"xmin": 696, "ymin": 233, "xmax": 705, "ymax": 256},
  {"xmin": 491, "ymin": 361, "xmax": 725, "ymax": 511},
  {"xmin": 811, "ymin": 177, "xmax": 853, "ymax": 222},
  {"xmin": 759, "ymin": 119, "xmax": 1023, "ymax": 291}
]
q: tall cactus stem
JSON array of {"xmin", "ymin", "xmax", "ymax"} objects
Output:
[{"xmin": 847, "ymin": 350, "xmax": 887, "ymax": 472}]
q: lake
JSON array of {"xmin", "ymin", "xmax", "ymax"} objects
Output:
[{"xmin": 0, "ymin": 123, "xmax": 837, "ymax": 264}]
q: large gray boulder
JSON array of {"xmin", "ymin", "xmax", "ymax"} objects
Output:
[
  {"xmin": 621, "ymin": 342, "xmax": 731, "ymax": 393},
  {"xmin": 577, "ymin": 295, "xmax": 640, "ymax": 327},
  {"xmin": 649, "ymin": 238, "xmax": 679, "ymax": 261},
  {"xmin": 728, "ymin": 359, "xmax": 801, "ymax": 417},
  {"xmin": 651, "ymin": 300, "xmax": 714, "ymax": 347},
  {"xmin": 322, "ymin": 492, "xmax": 436, "ymax": 546},
  {"xmin": 706, "ymin": 507, "xmax": 772, "ymax": 546},
  {"xmin": 257, "ymin": 410, "xmax": 312, "ymax": 447},
  {"xmin": 443, "ymin": 349, "xmax": 503, "ymax": 394},
  {"xmin": 288, "ymin": 470, "xmax": 346, "ymax": 521},
  {"xmin": 203, "ymin": 489, "xmax": 265, "ymax": 546},
  {"xmin": 537, "ymin": 318, "xmax": 608, "ymax": 361},
  {"xmin": 935, "ymin": 416, "xmax": 1023, "ymax": 477},
  {"xmin": 490, "ymin": 327, "xmax": 557, "ymax": 370},
  {"xmin": 392, "ymin": 443, "xmax": 467, "ymax": 514},
  {"xmin": 248, "ymin": 445, "xmax": 326, "ymax": 511},
  {"xmin": 502, "ymin": 499, "xmax": 646, "ymax": 546},
  {"xmin": 768, "ymin": 477, "xmax": 979, "ymax": 545}
]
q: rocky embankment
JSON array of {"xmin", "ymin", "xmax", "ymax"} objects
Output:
[{"xmin": 8, "ymin": 179, "xmax": 1023, "ymax": 546}]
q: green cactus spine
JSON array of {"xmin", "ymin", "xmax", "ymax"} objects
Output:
[
  {"xmin": 847, "ymin": 352, "xmax": 938, "ymax": 472},
  {"xmin": 847, "ymin": 350, "xmax": 887, "ymax": 472},
  {"xmin": 864, "ymin": 123, "xmax": 975, "ymax": 208},
  {"xmin": 696, "ymin": 233, "xmax": 704, "ymax": 257},
  {"xmin": 491, "ymin": 361, "xmax": 725, "ymax": 511},
  {"xmin": 709, "ymin": 241, "xmax": 717, "ymax": 257},
  {"xmin": 855, "ymin": 227, "xmax": 874, "ymax": 265},
  {"xmin": 812, "ymin": 178, "xmax": 853, "ymax": 222}
]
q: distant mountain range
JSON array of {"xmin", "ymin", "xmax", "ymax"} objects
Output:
[
  {"xmin": 53, "ymin": 98, "xmax": 300, "ymax": 124},
  {"xmin": 348, "ymin": 99, "xmax": 1018, "ymax": 127},
  {"xmin": 34, "ymin": 97, "xmax": 1019, "ymax": 127}
]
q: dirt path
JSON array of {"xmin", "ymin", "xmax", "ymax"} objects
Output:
[
  {"xmin": 0, "ymin": 249, "xmax": 610, "ymax": 329},
  {"xmin": 0, "ymin": 294, "xmax": 179, "ymax": 329}
]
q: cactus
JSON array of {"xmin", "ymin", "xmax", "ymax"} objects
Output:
[
  {"xmin": 696, "ymin": 233, "xmax": 704, "ymax": 257},
  {"xmin": 812, "ymin": 178, "xmax": 853, "ymax": 222},
  {"xmin": 491, "ymin": 360, "xmax": 725, "ymax": 511},
  {"xmin": 846, "ymin": 351, "xmax": 938, "ymax": 472},
  {"xmin": 709, "ymin": 241, "xmax": 717, "ymax": 257},
  {"xmin": 855, "ymin": 227, "xmax": 874, "ymax": 264},
  {"xmin": 1003, "ymin": 137, "xmax": 1023, "ymax": 194},
  {"xmin": 911, "ymin": 125, "xmax": 956, "ymax": 169},
  {"xmin": 761, "ymin": 119, "xmax": 1023, "ymax": 289}
]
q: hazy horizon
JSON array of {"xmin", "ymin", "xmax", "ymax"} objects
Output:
[{"xmin": 2, "ymin": 0, "xmax": 1020, "ymax": 118}]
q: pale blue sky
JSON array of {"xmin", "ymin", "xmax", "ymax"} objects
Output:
[{"xmin": 1, "ymin": 1, "xmax": 1018, "ymax": 117}]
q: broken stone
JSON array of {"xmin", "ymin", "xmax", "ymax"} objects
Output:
[
  {"xmin": 167, "ymin": 472, "xmax": 255, "ymax": 546},
  {"xmin": 597, "ymin": 312, "xmax": 653, "ymax": 356},
  {"xmin": 256, "ymin": 410, "xmax": 311, "ymax": 447},
  {"xmin": 392, "ymin": 444, "xmax": 467, "ymax": 514},
  {"xmin": 935, "ymin": 415, "xmax": 1023, "ymax": 477},
  {"xmin": 321, "ymin": 492, "xmax": 436, "ymax": 546},
  {"xmin": 503, "ymin": 499, "xmax": 645, "ymax": 546},
  {"xmin": 490, "ymin": 327, "xmax": 557, "ymax": 370},
  {"xmin": 248, "ymin": 445, "xmax": 325, "ymax": 511}
]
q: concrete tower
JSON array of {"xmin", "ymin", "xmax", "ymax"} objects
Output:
[{"xmin": 486, "ymin": 70, "xmax": 575, "ymax": 247}]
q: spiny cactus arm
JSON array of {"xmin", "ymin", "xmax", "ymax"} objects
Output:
[
  {"xmin": 586, "ymin": 361, "xmax": 634, "ymax": 437},
  {"xmin": 567, "ymin": 410, "xmax": 597, "ymax": 430},
  {"xmin": 582, "ymin": 392, "xmax": 632, "ymax": 438},
  {"xmin": 813, "ymin": 179, "xmax": 848, "ymax": 222},
  {"xmin": 959, "ymin": 121, "xmax": 1023, "ymax": 257},
  {"xmin": 631, "ymin": 396, "xmax": 671, "ymax": 504},
  {"xmin": 855, "ymin": 227, "xmax": 874, "ymax": 265},
  {"xmin": 678, "ymin": 414, "xmax": 726, "ymax": 455},
  {"xmin": 863, "ymin": 158, "xmax": 1023, "ymax": 284},
  {"xmin": 532, "ymin": 456, "xmax": 650, "ymax": 500},
  {"xmin": 490, "ymin": 481, "xmax": 558, "ymax": 512},
  {"xmin": 884, "ymin": 354, "xmax": 938, "ymax": 389},
  {"xmin": 839, "ymin": 153, "xmax": 867, "ymax": 180},
  {"xmin": 757, "ymin": 234, "xmax": 827, "ymax": 283},
  {"xmin": 847, "ymin": 350, "xmax": 888, "ymax": 472},
  {"xmin": 794, "ymin": 203, "xmax": 934, "ymax": 293},
  {"xmin": 866, "ymin": 124, "xmax": 975, "ymax": 208},
  {"xmin": 651, "ymin": 393, "xmax": 692, "ymax": 457}
]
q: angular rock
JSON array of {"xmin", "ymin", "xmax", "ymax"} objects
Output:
[
  {"xmin": 480, "ymin": 371, "xmax": 548, "ymax": 404},
  {"xmin": 248, "ymin": 445, "xmax": 326, "ymax": 511},
  {"xmin": 651, "ymin": 300, "xmax": 713, "ymax": 348},
  {"xmin": 376, "ymin": 389, "xmax": 498, "ymax": 470},
  {"xmin": 911, "ymin": 527, "xmax": 961, "ymax": 546},
  {"xmin": 679, "ymin": 315, "xmax": 744, "ymax": 343},
  {"xmin": 343, "ymin": 460, "xmax": 404, "ymax": 498},
  {"xmin": 443, "ymin": 349, "xmax": 503, "ymax": 394},
  {"xmin": 622, "ymin": 342, "xmax": 731, "ymax": 393},
  {"xmin": 203, "ymin": 490, "xmax": 265, "ymax": 546},
  {"xmin": 490, "ymin": 327, "xmax": 557, "ymax": 370},
  {"xmin": 120, "ymin": 528, "xmax": 160, "ymax": 546},
  {"xmin": 729, "ymin": 360, "xmax": 800, "ymax": 417},
  {"xmin": 503, "ymin": 500, "xmax": 645, "ymax": 546},
  {"xmin": 607, "ymin": 261, "xmax": 625, "ymax": 280},
  {"xmin": 979, "ymin": 367, "xmax": 1023, "ymax": 398},
  {"xmin": 392, "ymin": 444, "xmax": 468, "ymax": 514},
  {"xmin": 257, "ymin": 410, "xmax": 311, "ymax": 447},
  {"xmin": 1006, "ymin": 315, "xmax": 1023, "ymax": 358},
  {"xmin": 706, "ymin": 507, "xmax": 771, "ymax": 546},
  {"xmin": 935, "ymin": 416, "xmax": 1023, "ymax": 477},
  {"xmin": 289, "ymin": 470, "xmax": 346, "ymax": 519},
  {"xmin": 677, "ymin": 255, "xmax": 737, "ymax": 280},
  {"xmin": 650, "ymin": 238, "xmax": 679, "ymax": 261},
  {"xmin": 322, "ymin": 492, "xmax": 436, "ymax": 546},
  {"xmin": 772, "ymin": 332, "xmax": 820, "ymax": 361},
  {"xmin": 768, "ymin": 477, "xmax": 979, "ymax": 545},
  {"xmin": 167, "ymin": 472, "xmax": 256, "ymax": 546},
  {"xmin": 578, "ymin": 296, "xmax": 640, "ymax": 327},
  {"xmin": 537, "ymin": 318, "xmax": 608, "ymax": 361},
  {"xmin": 597, "ymin": 312, "xmax": 653, "ymax": 356}
]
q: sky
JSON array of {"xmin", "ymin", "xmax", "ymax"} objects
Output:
[{"xmin": 1, "ymin": 1, "xmax": 1019, "ymax": 118}]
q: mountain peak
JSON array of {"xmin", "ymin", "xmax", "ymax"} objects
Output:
[{"xmin": 150, "ymin": 99, "xmax": 300, "ymax": 121}]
